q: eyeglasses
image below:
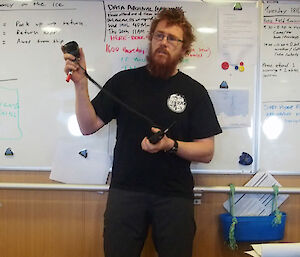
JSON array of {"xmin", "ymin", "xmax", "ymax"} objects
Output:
[{"xmin": 152, "ymin": 32, "xmax": 184, "ymax": 47}]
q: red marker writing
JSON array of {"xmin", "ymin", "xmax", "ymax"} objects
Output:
[{"xmin": 66, "ymin": 71, "xmax": 72, "ymax": 82}]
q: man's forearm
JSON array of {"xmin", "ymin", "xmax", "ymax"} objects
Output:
[
  {"xmin": 75, "ymin": 80, "xmax": 105, "ymax": 135},
  {"xmin": 174, "ymin": 137, "xmax": 215, "ymax": 163}
]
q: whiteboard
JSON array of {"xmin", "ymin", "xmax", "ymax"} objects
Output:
[
  {"xmin": 0, "ymin": 0, "xmax": 258, "ymax": 175},
  {"xmin": 0, "ymin": 1, "xmax": 109, "ymax": 170},
  {"xmin": 260, "ymin": 2, "xmax": 300, "ymax": 173}
]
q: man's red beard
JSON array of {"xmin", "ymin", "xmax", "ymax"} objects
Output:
[{"xmin": 147, "ymin": 45, "xmax": 182, "ymax": 80}]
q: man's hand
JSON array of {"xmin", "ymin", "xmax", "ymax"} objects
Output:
[
  {"xmin": 141, "ymin": 127, "xmax": 173, "ymax": 153},
  {"xmin": 62, "ymin": 47, "xmax": 87, "ymax": 84}
]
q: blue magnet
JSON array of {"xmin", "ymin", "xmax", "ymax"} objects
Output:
[
  {"xmin": 79, "ymin": 149, "xmax": 88, "ymax": 158},
  {"xmin": 220, "ymin": 81, "xmax": 228, "ymax": 89},
  {"xmin": 5, "ymin": 148, "xmax": 14, "ymax": 156},
  {"xmin": 239, "ymin": 152, "xmax": 253, "ymax": 165},
  {"xmin": 235, "ymin": 65, "xmax": 239, "ymax": 70}
]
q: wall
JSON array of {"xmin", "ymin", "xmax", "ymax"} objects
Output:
[{"xmin": 1, "ymin": 171, "xmax": 300, "ymax": 257}]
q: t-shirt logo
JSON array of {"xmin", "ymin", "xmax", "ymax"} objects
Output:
[{"xmin": 167, "ymin": 93, "xmax": 187, "ymax": 113}]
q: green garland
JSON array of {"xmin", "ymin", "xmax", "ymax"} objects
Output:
[
  {"xmin": 228, "ymin": 184, "xmax": 238, "ymax": 250},
  {"xmin": 272, "ymin": 185, "xmax": 282, "ymax": 226}
]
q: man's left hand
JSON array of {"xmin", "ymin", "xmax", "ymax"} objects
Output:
[{"xmin": 141, "ymin": 127, "xmax": 173, "ymax": 153}]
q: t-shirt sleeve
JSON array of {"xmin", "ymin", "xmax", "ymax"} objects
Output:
[
  {"xmin": 91, "ymin": 76, "xmax": 119, "ymax": 124},
  {"xmin": 190, "ymin": 90, "xmax": 222, "ymax": 139}
]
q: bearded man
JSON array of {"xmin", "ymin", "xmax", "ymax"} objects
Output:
[{"xmin": 63, "ymin": 8, "xmax": 222, "ymax": 257}]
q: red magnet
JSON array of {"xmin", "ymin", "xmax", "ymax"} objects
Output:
[
  {"xmin": 240, "ymin": 61, "xmax": 244, "ymax": 66},
  {"xmin": 221, "ymin": 62, "xmax": 229, "ymax": 70}
]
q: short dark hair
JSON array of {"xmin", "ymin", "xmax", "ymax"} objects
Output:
[{"xmin": 149, "ymin": 8, "xmax": 196, "ymax": 55}]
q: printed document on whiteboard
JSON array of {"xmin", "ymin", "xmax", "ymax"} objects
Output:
[{"xmin": 218, "ymin": 5, "xmax": 258, "ymax": 65}]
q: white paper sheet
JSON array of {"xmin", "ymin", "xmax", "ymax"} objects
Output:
[
  {"xmin": 208, "ymin": 89, "xmax": 250, "ymax": 128},
  {"xmin": 245, "ymin": 250, "xmax": 260, "ymax": 257},
  {"xmin": 262, "ymin": 243, "xmax": 300, "ymax": 257},
  {"xmin": 218, "ymin": 5, "xmax": 258, "ymax": 65},
  {"xmin": 252, "ymin": 244, "xmax": 262, "ymax": 255},
  {"xmin": 223, "ymin": 171, "xmax": 289, "ymax": 216},
  {"xmin": 50, "ymin": 136, "xmax": 111, "ymax": 184},
  {"xmin": 246, "ymin": 243, "xmax": 300, "ymax": 257}
]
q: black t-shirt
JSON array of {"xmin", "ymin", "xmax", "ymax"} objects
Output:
[{"xmin": 92, "ymin": 66, "xmax": 222, "ymax": 198}]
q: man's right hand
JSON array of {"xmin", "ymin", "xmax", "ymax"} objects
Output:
[{"xmin": 62, "ymin": 47, "xmax": 87, "ymax": 85}]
